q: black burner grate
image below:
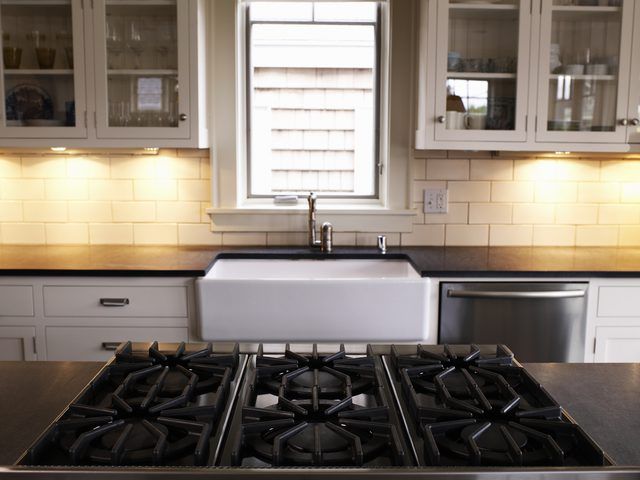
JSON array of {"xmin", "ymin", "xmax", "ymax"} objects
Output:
[{"xmin": 24, "ymin": 341, "xmax": 240, "ymax": 467}]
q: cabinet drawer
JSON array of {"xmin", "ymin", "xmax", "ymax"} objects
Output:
[
  {"xmin": 0, "ymin": 286, "xmax": 33, "ymax": 316},
  {"xmin": 597, "ymin": 286, "xmax": 640, "ymax": 317},
  {"xmin": 43, "ymin": 286, "xmax": 188, "ymax": 318},
  {"xmin": 45, "ymin": 326, "xmax": 188, "ymax": 361}
]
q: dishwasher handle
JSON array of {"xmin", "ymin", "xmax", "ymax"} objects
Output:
[{"xmin": 447, "ymin": 289, "xmax": 586, "ymax": 300}]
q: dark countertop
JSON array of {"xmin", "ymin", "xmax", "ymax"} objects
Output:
[
  {"xmin": 2, "ymin": 245, "xmax": 640, "ymax": 277},
  {"xmin": 0, "ymin": 361, "xmax": 638, "ymax": 466}
]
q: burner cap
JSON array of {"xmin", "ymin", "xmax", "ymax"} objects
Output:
[
  {"xmin": 442, "ymin": 370, "xmax": 486, "ymax": 396},
  {"xmin": 290, "ymin": 370, "xmax": 343, "ymax": 390}
]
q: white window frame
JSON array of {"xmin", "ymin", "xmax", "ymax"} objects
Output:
[{"xmin": 206, "ymin": 0, "xmax": 415, "ymax": 233}]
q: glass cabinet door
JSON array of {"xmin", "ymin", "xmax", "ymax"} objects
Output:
[
  {"xmin": 536, "ymin": 0, "xmax": 632, "ymax": 143},
  {"xmin": 433, "ymin": 0, "xmax": 531, "ymax": 143},
  {"xmin": 624, "ymin": 0, "xmax": 640, "ymax": 143},
  {"xmin": 0, "ymin": 0, "xmax": 86, "ymax": 138},
  {"xmin": 93, "ymin": 0, "xmax": 190, "ymax": 139}
]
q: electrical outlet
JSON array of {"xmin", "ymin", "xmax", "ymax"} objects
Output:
[{"xmin": 424, "ymin": 188, "xmax": 448, "ymax": 214}]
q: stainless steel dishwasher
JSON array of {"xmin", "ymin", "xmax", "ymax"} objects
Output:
[{"xmin": 439, "ymin": 282, "xmax": 588, "ymax": 362}]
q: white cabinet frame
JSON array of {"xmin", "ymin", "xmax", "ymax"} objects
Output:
[
  {"xmin": 432, "ymin": 0, "xmax": 532, "ymax": 144},
  {"xmin": 534, "ymin": 0, "xmax": 634, "ymax": 144},
  {"xmin": 0, "ymin": 0, "xmax": 88, "ymax": 140}
]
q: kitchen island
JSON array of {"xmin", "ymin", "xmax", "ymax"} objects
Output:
[{"xmin": 0, "ymin": 361, "xmax": 638, "ymax": 467}]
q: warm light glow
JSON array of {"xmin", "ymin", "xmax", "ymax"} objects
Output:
[
  {"xmin": 554, "ymin": 151, "xmax": 571, "ymax": 155},
  {"xmin": 50, "ymin": 147, "xmax": 66, "ymax": 152},
  {"xmin": 143, "ymin": 147, "xmax": 159, "ymax": 154}
]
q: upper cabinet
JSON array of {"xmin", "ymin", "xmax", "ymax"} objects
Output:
[
  {"xmin": 0, "ymin": 0, "xmax": 87, "ymax": 139},
  {"xmin": 416, "ymin": 0, "xmax": 639, "ymax": 152},
  {"xmin": 432, "ymin": 0, "xmax": 531, "ymax": 144},
  {"xmin": 0, "ymin": 0, "xmax": 208, "ymax": 148}
]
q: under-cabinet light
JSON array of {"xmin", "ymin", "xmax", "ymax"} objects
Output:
[
  {"xmin": 143, "ymin": 147, "xmax": 159, "ymax": 154},
  {"xmin": 554, "ymin": 151, "xmax": 571, "ymax": 155},
  {"xmin": 50, "ymin": 147, "xmax": 66, "ymax": 152}
]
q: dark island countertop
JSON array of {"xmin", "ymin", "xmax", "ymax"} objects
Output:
[
  {"xmin": 2, "ymin": 245, "xmax": 640, "ymax": 277},
  {"xmin": 0, "ymin": 361, "xmax": 638, "ymax": 466}
]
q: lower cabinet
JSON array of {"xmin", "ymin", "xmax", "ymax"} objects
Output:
[
  {"xmin": 46, "ymin": 326, "xmax": 189, "ymax": 361},
  {"xmin": 0, "ymin": 326, "xmax": 37, "ymax": 361},
  {"xmin": 594, "ymin": 326, "xmax": 640, "ymax": 363}
]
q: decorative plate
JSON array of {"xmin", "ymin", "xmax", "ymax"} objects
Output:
[{"xmin": 5, "ymin": 83, "xmax": 53, "ymax": 121}]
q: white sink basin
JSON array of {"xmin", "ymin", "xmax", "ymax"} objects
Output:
[{"xmin": 196, "ymin": 258, "xmax": 429, "ymax": 342}]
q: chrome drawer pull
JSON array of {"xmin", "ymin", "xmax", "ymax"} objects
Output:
[
  {"xmin": 101, "ymin": 342, "xmax": 121, "ymax": 351},
  {"xmin": 99, "ymin": 298, "xmax": 130, "ymax": 307},
  {"xmin": 447, "ymin": 290, "xmax": 586, "ymax": 299}
]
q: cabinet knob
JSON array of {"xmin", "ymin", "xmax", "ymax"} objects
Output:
[
  {"xmin": 632, "ymin": 118, "xmax": 640, "ymax": 126},
  {"xmin": 620, "ymin": 118, "xmax": 629, "ymax": 126},
  {"xmin": 437, "ymin": 115, "xmax": 446, "ymax": 124},
  {"xmin": 179, "ymin": 113, "xmax": 187, "ymax": 121}
]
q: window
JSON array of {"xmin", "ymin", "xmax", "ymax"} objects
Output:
[{"xmin": 245, "ymin": 1, "xmax": 381, "ymax": 198}]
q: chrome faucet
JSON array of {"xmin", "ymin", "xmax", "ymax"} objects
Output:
[{"xmin": 307, "ymin": 192, "xmax": 333, "ymax": 252}]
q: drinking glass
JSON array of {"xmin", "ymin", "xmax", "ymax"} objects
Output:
[
  {"xmin": 106, "ymin": 17, "xmax": 124, "ymax": 69},
  {"xmin": 127, "ymin": 18, "xmax": 144, "ymax": 69}
]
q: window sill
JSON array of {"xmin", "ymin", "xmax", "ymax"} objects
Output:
[{"xmin": 206, "ymin": 206, "xmax": 416, "ymax": 233}]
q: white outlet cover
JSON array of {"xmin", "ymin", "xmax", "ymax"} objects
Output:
[{"xmin": 424, "ymin": 188, "xmax": 448, "ymax": 214}]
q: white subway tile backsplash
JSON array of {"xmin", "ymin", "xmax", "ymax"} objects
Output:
[
  {"xmin": 578, "ymin": 182, "xmax": 620, "ymax": 203},
  {"xmin": 448, "ymin": 181, "xmax": 491, "ymax": 202},
  {"xmin": 426, "ymin": 159, "xmax": 468, "ymax": 180},
  {"xmin": 0, "ymin": 157, "xmax": 21, "ymax": 177},
  {"xmin": 178, "ymin": 180, "xmax": 210, "ymax": 201},
  {"xmin": 45, "ymin": 223, "xmax": 89, "ymax": 244},
  {"xmin": 23, "ymin": 201, "xmax": 68, "ymax": 222},
  {"xmin": 469, "ymin": 204, "xmax": 511, "ymax": 224},
  {"xmin": 491, "ymin": 181, "xmax": 534, "ymax": 203},
  {"xmin": 445, "ymin": 225, "xmax": 488, "ymax": 246},
  {"xmin": 598, "ymin": 205, "xmax": 640, "ymax": 225},
  {"xmin": 576, "ymin": 226, "xmax": 618, "ymax": 246},
  {"xmin": 533, "ymin": 225, "xmax": 575, "ymax": 246},
  {"xmin": 89, "ymin": 180, "xmax": 133, "ymax": 201},
  {"xmin": 134, "ymin": 179, "xmax": 178, "ymax": 201},
  {"xmin": 89, "ymin": 223, "xmax": 133, "ymax": 245},
  {"xmin": 0, "ymin": 201, "xmax": 22, "ymax": 222},
  {"xmin": 22, "ymin": 157, "xmax": 66, "ymax": 178},
  {"xmin": 69, "ymin": 202, "xmax": 112, "ymax": 223},
  {"xmin": 157, "ymin": 202, "xmax": 201, "ymax": 223},
  {"xmin": 619, "ymin": 226, "xmax": 640, "ymax": 246},
  {"xmin": 470, "ymin": 159, "xmax": 513, "ymax": 181},
  {"xmin": 179, "ymin": 224, "xmax": 222, "ymax": 246},
  {"xmin": 512, "ymin": 204, "xmax": 555, "ymax": 224},
  {"xmin": 133, "ymin": 224, "xmax": 178, "ymax": 245},
  {"xmin": 555, "ymin": 205, "xmax": 597, "ymax": 225},
  {"xmin": 0, "ymin": 151, "xmax": 638, "ymax": 246},
  {"xmin": 66, "ymin": 157, "xmax": 110, "ymax": 178},
  {"xmin": 112, "ymin": 202, "xmax": 156, "ymax": 222},
  {"xmin": 1, "ymin": 179, "xmax": 45, "ymax": 200},
  {"xmin": 423, "ymin": 203, "xmax": 468, "ymax": 224},
  {"xmin": 489, "ymin": 225, "xmax": 533, "ymax": 246},
  {"xmin": 535, "ymin": 182, "xmax": 577, "ymax": 203},
  {"xmin": 2, "ymin": 223, "xmax": 46, "ymax": 244},
  {"xmin": 45, "ymin": 179, "xmax": 88, "ymax": 200},
  {"xmin": 401, "ymin": 224, "xmax": 445, "ymax": 246}
]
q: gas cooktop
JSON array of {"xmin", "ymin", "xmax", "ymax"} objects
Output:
[{"xmin": 9, "ymin": 342, "xmax": 636, "ymax": 479}]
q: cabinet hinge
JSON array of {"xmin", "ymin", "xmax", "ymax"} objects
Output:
[
  {"xmin": 593, "ymin": 337, "xmax": 597, "ymax": 354},
  {"xmin": 535, "ymin": 116, "xmax": 538, "ymax": 132},
  {"xmin": 525, "ymin": 115, "xmax": 528, "ymax": 131},
  {"xmin": 94, "ymin": 111, "xmax": 97, "ymax": 129},
  {"xmin": 84, "ymin": 111, "xmax": 88, "ymax": 128},
  {"xmin": 32, "ymin": 337, "xmax": 37, "ymax": 355}
]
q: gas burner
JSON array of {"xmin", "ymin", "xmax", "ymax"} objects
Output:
[
  {"xmin": 255, "ymin": 344, "xmax": 376, "ymax": 398},
  {"xmin": 385, "ymin": 344, "xmax": 608, "ymax": 467},
  {"xmin": 25, "ymin": 342, "xmax": 242, "ymax": 467},
  {"xmin": 221, "ymin": 344, "xmax": 414, "ymax": 467},
  {"xmin": 423, "ymin": 418, "xmax": 606, "ymax": 467}
]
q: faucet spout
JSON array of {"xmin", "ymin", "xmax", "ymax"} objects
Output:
[{"xmin": 308, "ymin": 192, "xmax": 320, "ymax": 247}]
